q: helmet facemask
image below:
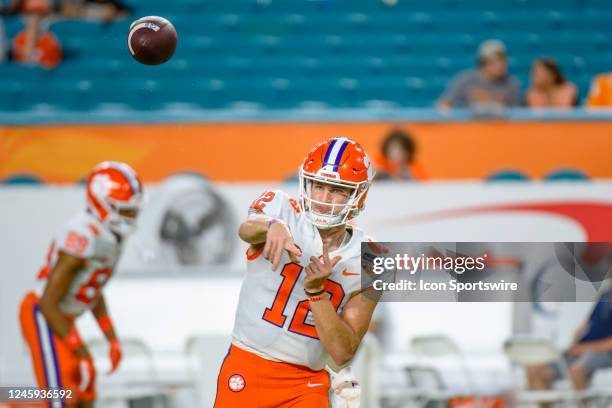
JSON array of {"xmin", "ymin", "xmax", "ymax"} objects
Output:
[
  {"xmin": 106, "ymin": 200, "xmax": 140, "ymax": 237},
  {"xmin": 299, "ymin": 169, "xmax": 370, "ymax": 229}
]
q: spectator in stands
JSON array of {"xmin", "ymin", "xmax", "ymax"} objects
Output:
[
  {"xmin": 86, "ymin": 0, "xmax": 130, "ymax": 21},
  {"xmin": 586, "ymin": 72, "xmax": 612, "ymax": 108},
  {"xmin": 62, "ymin": 0, "xmax": 131, "ymax": 21},
  {"xmin": 526, "ymin": 58, "xmax": 577, "ymax": 108},
  {"xmin": 526, "ymin": 269, "xmax": 612, "ymax": 396},
  {"xmin": 375, "ymin": 128, "xmax": 427, "ymax": 181},
  {"xmin": 11, "ymin": 0, "xmax": 62, "ymax": 69},
  {"xmin": 7, "ymin": 0, "xmax": 62, "ymax": 15},
  {"xmin": 10, "ymin": 0, "xmax": 130, "ymax": 20},
  {"xmin": 437, "ymin": 39, "xmax": 521, "ymax": 111}
]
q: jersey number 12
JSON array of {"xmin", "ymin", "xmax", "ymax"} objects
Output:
[{"xmin": 263, "ymin": 263, "xmax": 345, "ymax": 339}]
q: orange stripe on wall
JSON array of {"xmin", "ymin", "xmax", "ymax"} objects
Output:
[{"xmin": 1, "ymin": 121, "xmax": 611, "ymax": 182}]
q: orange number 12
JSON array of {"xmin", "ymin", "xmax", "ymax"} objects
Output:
[{"xmin": 262, "ymin": 263, "xmax": 345, "ymax": 339}]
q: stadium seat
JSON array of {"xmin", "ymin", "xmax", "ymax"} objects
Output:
[
  {"xmin": 543, "ymin": 169, "xmax": 590, "ymax": 181},
  {"xmin": 50, "ymin": 20, "xmax": 102, "ymax": 38},
  {"xmin": 2, "ymin": 16, "xmax": 23, "ymax": 37},
  {"xmin": 1, "ymin": 174, "xmax": 44, "ymax": 185},
  {"xmin": 486, "ymin": 170, "xmax": 530, "ymax": 182}
]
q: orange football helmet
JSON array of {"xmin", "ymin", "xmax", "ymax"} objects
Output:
[
  {"xmin": 86, "ymin": 161, "xmax": 143, "ymax": 236},
  {"xmin": 299, "ymin": 137, "xmax": 375, "ymax": 229}
]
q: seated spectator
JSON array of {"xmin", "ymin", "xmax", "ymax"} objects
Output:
[
  {"xmin": 7, "ymin": 0, "xmax": 56, "ymax": 15},
  {"xmin": 437, "ymin": 39, "xmax": 521, "ymax": 111},
  {"xmin": 12, "ymin": 15, "xmax": 62, "ymax": 69},
  {"xmin": 375, "ymin": 128, "xmax": 427, "ymax": 181},
  {"xmin": 83, "ymin": 0, "xmax": 131, "ymax": 22},
  {"xmin": 11, "ymin": 0, "xmax": 61, "ymax": 69},
  {"xmin": 61, "ymin": 0, "xmax": 131, "ymax": 21},
  {"xmin": 526, "ymin": 275, "xmax": 612, "ymax": 394},
  {"xmin": 526, "ymin": 58, "xmax": 577, "ymax": 108},
  {"xmin": 586, "ymin": 72, "xmax": 612, "ymax": 108}
]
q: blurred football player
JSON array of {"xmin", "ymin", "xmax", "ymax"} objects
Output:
[
  {"xmin": 215, "ymin": 137, "xmax": 379, "ymax": 407},
  {"xmin": 19, "ymin": 161, "xmax": 143, "ymax": 408}
]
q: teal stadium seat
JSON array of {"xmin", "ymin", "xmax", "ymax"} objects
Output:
[
  {"xmin": 51, "ymin": 20, "xmax": 103, "ymax": 38},
  {"xmin": 487, "ymin": 170, "xmax": 530, "ymax": 182},
  {"xmin": 543, "ymin": 169, "xmax": 589, "ymax": 181},
  {"xmin": 1, "ymin": 175, "xmax": 44, "ymax": 185},
  {"xmin": 3, "ymin": 16, "xmax": 23, "ymax": 37},
  {"xmin": 2, "ymin": 0, "xmax": 612, "ymax": 110}
]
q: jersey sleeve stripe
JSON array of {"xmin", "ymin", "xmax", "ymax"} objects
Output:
[
  {"xmin": 246, "ymin": 246, "xmax": 264, "ymax": 261},
  {"xmin": 87, "ymin": 223, "xmax": 100, "ymax": 236}
]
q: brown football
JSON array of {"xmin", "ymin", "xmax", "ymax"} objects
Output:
[{"xmin": 128, "ymin": 16, "xmax": 177, "ymax": 65}]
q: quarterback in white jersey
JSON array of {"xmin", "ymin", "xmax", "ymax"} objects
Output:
[
  {"xmin": 19, "ymin": 161, "xmax": 142, "ymax": 408},
  {"xmin": 215, "ymin": 137, "xmax": 379, "ymax": 408}
]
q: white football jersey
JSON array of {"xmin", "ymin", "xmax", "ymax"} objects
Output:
[
  {"xmin": 36, "ymin": 210, "xmax": 122, "ymax": 316},
  {"xmin": 232, "ymin": 190, "xmax": 370, "ymax": 371}
]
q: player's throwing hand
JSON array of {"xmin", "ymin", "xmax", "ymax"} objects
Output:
[
  {"xmin": 108, "ymin": 339, "xmax": 122, "ymax": 374},
  {"xmin": 263, "ymin": 219, "xmax": 302, "ymax": 271},
  {"xmin": 304, "ymin": 241, "xmax": 342, "ymax": 292}
]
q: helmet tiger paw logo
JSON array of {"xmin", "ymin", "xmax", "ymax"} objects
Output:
[
  {"xmin": 90, "ymin": 174, "xmax": 119, "ymax": 197},
  {"xmin": 86, "ymin": 161, "xmax": 143, "ymax": 237},
  {"xmin": 228, "ymin": 374, "xmax": 246, "ymax": 392}
]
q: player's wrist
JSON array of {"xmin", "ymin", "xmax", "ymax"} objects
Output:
[
  {"xmin": 304, "ymin": 287, "xmax": 326, "ymax": 296},
  {"xmin": 268, "ymin": 218, "xmax": 291, "ymax": 237},
  {"xmin": 307, "ymin": 291, "xmax": 329, "ymax": 302},
  {"xmin": 96, "ymin": 314, "xmax": 114, "ymax": 334},
  {"xmin": 267, "ymin": 218, "xmax": 286, "ymax": 230},
  {"xmin": 64, "ymin": 328, "xmax": 92, "ymax": 358},
  {"xmin": 64, "ymin": 327, "xmax": 83, "ymax": 352}
]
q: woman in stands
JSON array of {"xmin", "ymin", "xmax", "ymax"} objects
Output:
[
  {"xmin": 526, "ymin": 58, "xmax": 578, "ymax": 108},
  {"xmin": 375, "ymin": 128, "xmax": 428, "ymax": 181}
]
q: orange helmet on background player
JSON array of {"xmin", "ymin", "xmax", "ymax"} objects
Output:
[
  {"xmin": 86, "ymin": 161, "xmax": 143, "ymax": 236},
  {"xmin": 299, "ymin": 137, "xmax": 375, "ymax": 229}
]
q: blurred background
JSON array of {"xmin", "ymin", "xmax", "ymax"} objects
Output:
[{"xmin": 1, "ymin": 0, "xmax": 612, "ymax": 407}]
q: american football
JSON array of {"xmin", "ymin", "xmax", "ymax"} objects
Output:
[{"xmin": 128, "ymin": 16, "xmax": 177, "ymax": 65}]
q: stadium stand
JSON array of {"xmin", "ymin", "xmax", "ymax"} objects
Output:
[{"xmin": 1, "ymin": 0, "xmax": 612, "ymax": 110}]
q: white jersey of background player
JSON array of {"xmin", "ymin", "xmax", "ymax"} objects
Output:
[
  {"xmin": 19, "ymin": 161, "xmax": 142, "ymax": 408},
  {"xmin": 215, "ymin": 137, "xmax": 379, "ymax": 408}
]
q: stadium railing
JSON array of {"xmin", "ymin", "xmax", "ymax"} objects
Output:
[{"xmin": 2, "ymin": 108, "xmax": 612, "ymax": 125}]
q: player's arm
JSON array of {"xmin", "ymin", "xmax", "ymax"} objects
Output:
[
  {"xmin": 238, "ymin": 213, "xmax": 275, "ymax": 245},
  {"xmin": 305, "ymin": 243, "xmax": 378, "ymax": 365},
  {"xmin": 310, "ymin": 290, "xmax": 377, "ymax": 366},
  {"xmin": 39, "ymin": 251, "xmax": 91, "ymax": 358},
  {"xmin": 238, "ymin": 214, "xmax": 302, "ymax": 271},
  {"xmin": 91, "ymin": 295, "xmax": 122, "ymax": 373},
  {"xmin": 91, "ymin": 295, "xmax": 117, "ymax": 341},
  {"xmin": 570, "ymin": 322, "xmax": 587, "ymax": 346},
  {"xmin": 569, "ymin": 335, "xmax": 612, "ymax": 357}
]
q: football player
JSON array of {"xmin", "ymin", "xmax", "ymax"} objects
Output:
[
  {"xmin": 215, "ymin": 137, "xmax": 379, "ymax": 407},
  {"xmin": 19, "ymin": 161, "xmax": 143, "ymax": 408}
]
